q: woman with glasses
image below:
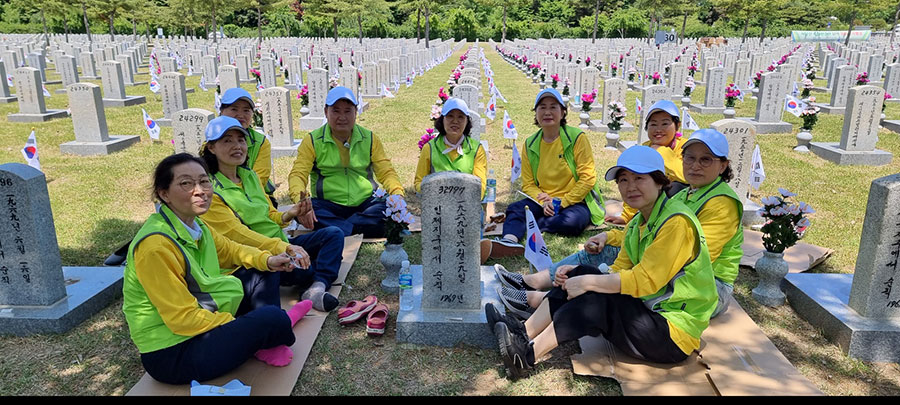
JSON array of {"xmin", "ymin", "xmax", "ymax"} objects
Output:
[
  {"xmin": 199, "ymin": 116, "xmax": 345, "ymax": 313},
  {"xmin": 123, "ymin": 153, "xmax": 315, "ymax": 385},
  {"xmin": 494, "ymin": 129, "xmax": 740, "ymax": 319}
]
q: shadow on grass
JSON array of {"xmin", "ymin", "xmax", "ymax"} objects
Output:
[{"xmin": 58, "ymin": 218, "xmax": 144, "ymax": 267}]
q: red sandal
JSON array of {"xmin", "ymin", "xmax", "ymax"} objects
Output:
[
  {"xmin": 366, "ymin": 303, "xmax": 389, "ymax": 336},
  {"xmin": 337, "ymin": 295, "xmax": 378, "ymax": 325}
]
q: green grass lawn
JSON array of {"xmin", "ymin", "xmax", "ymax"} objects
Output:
[{"xmin": 0, "ymin": 42, "xmax": 899, "ymax": 395}]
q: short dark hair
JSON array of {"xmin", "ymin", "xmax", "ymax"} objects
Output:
[
  {"xmin": 152, "ymin": 153, "xmax": 209, "ymax": 202},
  {"xmin": 198, "ymin": 129, "xmax": 248, "ymax": 175},
  {"xmin": 532, "ymin": 101, "xmax": 568, "ymax": 127},
  {"xmin": 614, "ymin": 169, "xmax": 671, "ymax": 188},
  {"xmin": 434, "ymin": 114, "xmax": 472, "ymax": 137},
  {"xmin": 719, "ymin": 162, "xmax": 734, "ymax": 183}
]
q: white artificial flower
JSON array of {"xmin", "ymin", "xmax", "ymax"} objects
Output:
[
  {"xmin": 787, "ymin": 204, "xmax": 801, "ymax": 216},
  {"xmin": 761, "ymin": 196, "xmax": 780, "ymax": 206},
  {"xmin": 798, "ymin": 201, "xmax": 816, "ymax": 214},
  {"xmin": 796, "ymin": 217, "xmax": 811, "ymax": 229},
  {"xmin": 373, "ymin": 188, "xmax": 387, "ymax": 198},
  {"xmin": 778, "ymin": 188, "xmax": 797, "ymax": 197}
]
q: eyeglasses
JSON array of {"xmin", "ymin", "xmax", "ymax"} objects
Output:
[
  {"xmin": 683, "ymin": 154, "xmax": 719, "ymax": 168},
  {"xmin": 175, "ymin": 178, "xmax": 213, "ymax": 192}
]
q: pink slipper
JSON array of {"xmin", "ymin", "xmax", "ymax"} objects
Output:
[
  {"xmin": 366, "ymin": 303, "xmax": 389, "ymax": 337},
  {"xmin": 337, "ymin": 295, "xmax": 378, "ymax": 325}
]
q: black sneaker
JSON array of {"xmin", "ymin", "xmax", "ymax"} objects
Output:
[
  {"xmin": 497, "ymin": 286, "xmax": 534, "ymax": 320},
  {"xmin": 488, "ymin": 237, "xmax": 525, "ymax": 258},
  {"xmin": 484, "ymin": 302, "xmax": 527, "ymax": 338},
  {"xmin": 494, "ymin": 322, "xmax": 534, "ymax": 380},
  {"xmin": 492, "ymin": 264, "xmax": 534, "ymax": 291}
]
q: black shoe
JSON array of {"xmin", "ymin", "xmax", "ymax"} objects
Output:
[
  {"xmin": 494, "ymin": 322, "xmax": 534, "ymax": 380},
  {"xmin": 492, "ymin": 264, "xmax": 534, "ymax": 291},
  {"xmin": 104, "ymin": 241, "xmax": 131, "ymax": 266},
  {"xmin": 497, "ymin": 286, "xmax": 534, "ymax": 320},
  {"xmin": 485, "ymin": 303, "xmax": 527, "ymax": 337}
]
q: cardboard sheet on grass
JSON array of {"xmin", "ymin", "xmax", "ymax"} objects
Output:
[
  {"xmin": 741, "ymin": 230, "xmax": 833, "ymax": 273},
  {"xmin": 570, "ymin": 297, "xmax": 823, "ymax": 396},
  {"xmin": 126, "ymin": 234, "xmax": 363, "ymax": 396}
]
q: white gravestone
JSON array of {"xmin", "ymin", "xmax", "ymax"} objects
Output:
[
  {"xmin": 218, "ymin": 65, "xmax": 239, "ymax": 92},
  {"xmin": 262, "ymin": 87, "xmax": 301, "ymax": 157},
  {"xmin": 819, "ymin": 65, "xmax": 856, "ymax": 115},
  {"xmin": 99, "ymin": 61, "xmax": 146, "ymax": 108},
  {"xmin": 7, "ymin": 67, "xmax": 67, "ymax": 122},
  {"xmin": 811, "ymin": 85, "xmax": 892, "ymax": 166},
  {"xmin": 689, "ymin": 66, "xmax": 726, "ymax": 114},
  {"xmin": 60, "ymin": 83, "xmax": 139, "ymax": 155},
  {"xmin": 0, "ymin": 60, "xmax": 17, "ymax": 103},
  {"xmin": 739, "ymin": 71, "xmax": 791, "ymax": 133},
  {"xmin": 157, "ymin": 72, "xmax": 189, "ymax": 127},
  {"xmin": 596, "ymin": 78, "xmax": 634, "ymax": 133},
  {"xmin": 173, "ymin": 108, "xmax": 215, "ymax": 155},
  {"xmin": 299, "ymin": 68, "xmax": 328, "ymax": 131}
]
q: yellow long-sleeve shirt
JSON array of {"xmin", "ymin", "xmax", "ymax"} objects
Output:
[
  {"xmin": 413, "ymin": 142, "xmax": 487, "ymax": 198},
  {"xmin": 288, "ymin": 129, "xmax": 405, "ymax": 203},
  {"xmin": 132, "ymin": 227, "xmax": 273, "ymax": 338},
  {"xmin": 521, "ymin": 133, "xmax": 596, "ymax": 208},
  {"xmin": 252, "ymin": 137, "xmax": 273, "ymax": 188},
  {"xmin": 618, "ymin": 137, "xmax": 688, "ymax": 222},
  {"xmin": 610, "ymin": 214, "xmax": 700, "ymax": 355},
  {"xmin": 200, "ymin": 175, "xmax": 290, "ymax": 257}
]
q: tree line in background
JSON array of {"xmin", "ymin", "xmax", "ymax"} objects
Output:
[{"xmin": 2, "ymin": 0, "xmax": 900, "ymax": 45}]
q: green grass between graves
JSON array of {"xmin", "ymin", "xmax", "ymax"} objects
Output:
[{"xmin": 0, "ymin": 43, "xmax": 898, "ymax": 396}]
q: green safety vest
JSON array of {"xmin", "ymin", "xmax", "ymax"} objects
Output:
[
  {"xmin": 212, "ymin": 167, "xmax": 288, "ymax": 243},
  {"xmin": 309, "ymin": 124, "xmax": 378, "ymax": 207},
  {"xmin": 525, "ymin": 125, "xmax": 606, "ymax": 225},
  {"xmin": 428, "ymin": 134, "xmax": 479, "ymax": 175},
  {"xmin": 671, "ymin": 177, "xmax": 744, "ymax": 285},
  {"xmin": 623, "ymin": 193, "xmax": 717, "ymax": 341},
  {"xmin": 246, "ymin": 127, "xmax": 276, "ymax": 195},
  {"xmin": 122, "ymin": 204, "xmax": 243, "ymax": 353}
]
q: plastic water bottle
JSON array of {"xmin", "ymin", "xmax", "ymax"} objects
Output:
[
  {"xmin": 484, "ymin": 169, "xmax": 497, "ymax": 203},
  {"xmin": 399, "ymin": 260, "xmax": 413, "ymax": 311}
]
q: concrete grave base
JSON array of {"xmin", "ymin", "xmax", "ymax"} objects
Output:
[
  {"xmin": 124, "ymin": 81, "xmax": 148, "ymax": 87},
  {"xmin": 590, "ymin": 121, "xmax": 635, "ymax": 133},
  {"xmin": 54, "ymin": 88, "xmax": 68, "ymax": 94},
  {"xmin": 687, "ymin": 104, "xmax": 726, "ymax": 114},
  {"xmin": 59, "ymin": 135, "xmax": 140, "ymax": 156},
  {"xmin": 736, "ymin": 118, "xmax": 793, "ymax": 134},
  {"xmin": 811, "ymin": 86, "xmax": 830, "ymax": 92},
  {"xmin": 617, "ymin": 140, "xmax": 638, "ymax": 151},
  {"xmin": 361, "ymin": 93, "xmax": 383, "ymax": 100},
  {"xmin": 784, "ymin": 273, "xmax": 900, "ymax": 363},
  {"xmin": 7, "ymin": 109, "xmax": 68, "ymax": 122},
  {"xmin": 569, "ymin": 102, "xmax": 603, "ymax": 113},
  {"xmin": 396, "ymin": 265, "xmax": 504, "ymax": 349},
  {"xmin": 816, "ymin": 104, "xmax": 846, "ymax": 115},
  {"xmin": 882, "ymin": 120, "xmax": 900, "ymax": 134},
  {"xmin": 43, "ymin": 80, "xmax": 62, "ymax": 85},
  {"xmin": 240, "ymin": 79, "xmax": 256, "ymax": 83},
  {"xmin": 743, "ymin": 200, "xmax": 765, "ymax": 227},
  {"xmin": 271, "ymin": 141, "xmax": 302, "ymax": 158},
  {"xmin": 885, "ymin": 98, "xmax": 900, "ymax": 104},
  {"xmin": 0, "ymin": 266, "xmax": 123, "ymax": 336},
  {"xmin": 81, "ymin": 75, "xmax": 99, "ymax": 80},
  {"xmin": 299, "ymin": 115, "xmax": 327, "ymax": 131},
  {"xmin": 103, "ymin": 95, "xmax": 146, "ymax": 108},
  {"xmin": 185, "ymin": 88, "xmax": 195, "ymax": 94},
  {"xmin": 157, "ymin": 118, "xmax": 173, "ymax": 127},
  {"xmin": 809, "ymin": 142, "xmax": 893, "ymax": 166},
  {"xmin": 0, "ymin": 95, "xmax": 17, "ymax": 103}
]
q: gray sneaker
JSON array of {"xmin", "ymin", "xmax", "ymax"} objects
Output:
[{"xmin": 497, "ymin": 286, "xmax": 534, "ymax": 320}]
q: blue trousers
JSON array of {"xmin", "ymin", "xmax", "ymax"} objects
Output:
[
  {"xmin": 311, "ymin": 197, "xmax": 387, "ymax": 238},
  {"xmin": 281, "ymin": 226, "xmax": 345, "ymax": 291},
  {"xmin": 502, "ymin": 198, "xmax": 591, "ymax": 240},
  {"xmin": 549, "ymin": 245, "xmax": 621, "ymax": 281},
  {"xmin": 232, "ymin": 267, "xmax": 282, "ymax": 315},
  {"xmin": 140, "ymin": 306, "xmax": 295, "ymax": 385}
]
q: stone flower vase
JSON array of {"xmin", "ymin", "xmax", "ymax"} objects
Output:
[
  {"xmin": 539, "ymin": 82, "xmax": 546, "ymax": 89},
  {"xmin": 579, "ymin": 111, "xmax": 591, "ymax": 130},
  {"xmin": 562, "ymin": 95, "xmax": 570, "ymax": 105},
  {"xmin": 723, "ymin": 106, "xmax": 736, "ymax": 119},
  {"xmin": 794, "ymin": 130, "xmax": 812, "ymax": 153},
  {"xmin": 681, "ymin": 96, "xmax": 691, "ymax": 108},
  {"xmin": 605, "ymin": 129, "xmax": 620, "ymax": 150},
  {"xmin": 380, "ymin": 243, "xmax": 408, "ymax": 294},
  {"xmin": 752, "ymin": 250, "xmax": 789, "ymax": 307},
  {"xmin": 300, "ymin": 105, "xmax": 310, "ymax": 117}
]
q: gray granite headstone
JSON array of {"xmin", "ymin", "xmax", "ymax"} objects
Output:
[
  {"xmin": 55, "ymin": 55, "xmax": 79, "ymax": 94},
  {"xmin": 739, "ymin": 71, "xmax": 791, "ymax": 133},
  {"xmin": 883, "ymin": 63, "xmax": 900, "ymax": 99},
  {"xmin": 868, "ymin": 54, "xmax": 885, "ymax": 83},
  {"xmin": 259, "ymin": 57, "xmax": 277, "ymax": 89},
  {"xmin": 668, "ymin": 62, "xmax": 687, "ymax": 97},
  {"xmin": 819, "ymin": 65, "xmax": 856, "ymax": 115},
  {"xmin": 708, "ymin": 118, "xmax": 763, "ymax": 225},
  {"xmin": 201, "ymin": 55, "xmax": 217, "ymax": 84},
  {"xmin": 173, "ymin": 108, "xmax": 215, "ymax": 155},
  {"xmin": 299, "ymin": 68, "xmax": 328, "ymax": 131},
  {"xmin": 784, "ymin": 174, "xmax": 900, "ymax": 362},
  {"xmin": 396, "ymin": 171, "xmax": 504, "ymax": 349},
  {"xmin": 811, "ymin": 85, "xmax": 892, "ymax": 165},
  {"xmin": 285, "ymin": 55, "xmax": 303, "ymax": 90},
  {"xmin": 734, "ymin": 59, "xmax": 751, "ymax": 91},
  {"xmin": 236, "ymin": 54, "xmax": 253, "ymax": 83},
  {"xmin": 689, "ymin": 66, "xmax": 726, "ymax": 114},
  {"xmin": 60, "ymin": 83, "xmax": 139, "ymax": 155},
  {"xmin": 637, "ymin": 85, "xmax": 671, "ymax": 144},
  {"xmin": 158, "ymin": 72, "xmax": 188, "ymax": 127},
  {"xmin": 261, "ymin": 87, "xmax": 300, "ymax": 157},
  {"xmin": 100, "ymin": 61, "xmax": 146, "ymax": 107},
  {"xmin": 0, "ymin": 163, "xmax": 123, "ymax": 336},
  {"xmin": 0, "ymin": 60, "xmax": 16, "ymax": 103},
  {"xmin": 218, "ymin": 65, "xmax": 239, "ymax": 92},
  {"xmin": 7, "ymin": 67, "xmax": 67, "ymax": 122}
]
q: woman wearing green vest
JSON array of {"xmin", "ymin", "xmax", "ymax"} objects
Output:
[
  {"xmin": 485, "ymin": 146, "xmax": 717, "ymax": 379},
  {"xmin": 199, "ymin": 116, "xmax": 346, "ymax": 313},
  {"xmin": 484, "ymin": 88, "xmax": 605, "ymax": 260},
  {"xmin": 494, "ymin": 129, "xmax": 742, "ymax": 319},
  {"xmin": 414, "ymin": 97, "xmax": 487, "ymax": 198},
  {"xmin": 218, "ymin": 88, "xmax": 277, "ymax": 203},
  {"xmin": 123, "ymin": 153, "xmax": 314, "ymax": 384}
]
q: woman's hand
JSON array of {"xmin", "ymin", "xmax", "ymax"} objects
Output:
[
  {"xmin": 281, "ymin": 203, "xmax": 303, "ymax": 224},
  {"xmin": 553, "ymin": 264, "xmax": 577, "ymax": 287},
  {"xmin": 542, "ymin": 200, "xmax": 555, "ymax": 216},
  {"xmin": 563, "ymin": 275, "xmax": 595, "ymax": 300},
  {"xmin": 584, "ymin": 233, "xmax": 608, "ymax": 254},
  {"xmin": 285, "ymin": 245, "xmax": 310, "ymax": 269},
  {"xmin": 266, "ymin": 253, "xmax": 294, "ymax": 272},
  {"xmin": 605, "ymin": 215, "xmax": 626, "ymax": 225},
  {"xmin": 299, "ymin": 208, "xmax": 317, "ymax": 229},
  {"xmin": 536, "ymin": 192, "xmax": 552, "ymax": 203}
]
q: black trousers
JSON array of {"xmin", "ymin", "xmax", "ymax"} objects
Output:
[{"xmin": 546, "ymin": 265, "xmax": 689, "ymax": 364}]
